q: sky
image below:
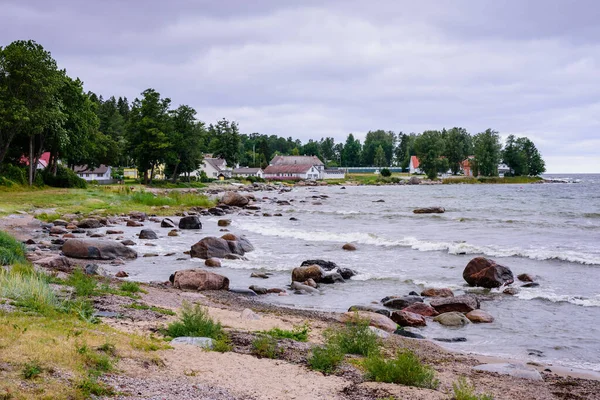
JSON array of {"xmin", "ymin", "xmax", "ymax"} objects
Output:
[{"xmin": 1, "ymin": 0, "xmax": 599, "ymax": 173}]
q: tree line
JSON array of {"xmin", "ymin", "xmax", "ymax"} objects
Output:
[{"xmin": 0, "ymin": 40, "xmax": 545, "ymax": 185}]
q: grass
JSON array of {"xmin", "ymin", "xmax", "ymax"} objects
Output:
[
  {"xmin": 66, "ymin": 269, "xmax": 97, "ymax": 297},
  {"xmin": 0, "ymin": 264, "xmax": 62, "ymax": 314},
  {"xmin": 326, "ymin": 316, "xmax": 380, "ymax": 356},
  {"xmin": 308, "ymin": 344, "xmax": 345, "ymax": 373},
  {"xmin": 163, "ymin": 302, "xmax": 225, "ymax": 340},
  {"xmin": 0, "ymin": 231, "xmax": 27, "ymax": 265},
  {"xmin": 262, "ymin": 324, "xmax": 310, "ymax": 342},
  {"xmin": 119, "ymin": 281, "xmax": 143, "ymax": 294},
  {"xmin": 362, "ymin": 350, "xmax": 439, "ymax": 389},
  {"xmin": 21, "ymin": 360, "xmax": 43, "ymax": 379},
  {"xmin": 127, "ymin": 302, "xmax": 176, "ymax": 316},
  {"xmin": 251, "ymin": 335, "xmax": 281, "ymax": 359},
  {"xmin": 452, "ymin": 377, "xmax": 494, "ymax": 400},
  {"xmin": 0, "ymin": 185, "xmax": 216, "ymax": 220}
]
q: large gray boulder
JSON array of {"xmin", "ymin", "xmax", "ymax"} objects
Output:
[
  {"xmin": 190, "ymin": 234, "xmax": 253, "ymax": 259},
  {"xmin": 429, "ymin": 294, "xmax": 479, "ymax": 314},
  {"xmin": 77, "ymin": 218, "xmax": 102, "ymax": 229},
  {"xmin": 62, "ymin": 239, "xmax": 137, "ymax": 260},
  {"xmin": 221, "ymin": 191, "xmax": 249, "ymax": 207},
  {"xmin": 171, "ymin": 269, "xmax": 229, "ymax": 291},
  {"xmin": 179, "ymin": 216, "xmax": 202, "ymax": 230}
]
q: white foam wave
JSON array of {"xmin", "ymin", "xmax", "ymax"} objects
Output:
[
  {"xmin": 236, "ymin": 222, "xmax": 600, "ymax": 265},
  {"xmin": 516, "ymin": 289, "xmax": 600, "ymax": 307}
]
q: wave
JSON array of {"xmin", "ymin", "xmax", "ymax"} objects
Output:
[
  {"xmin": 236, "ymin": 222, "xmax": 600, "ymax": 266},
  {"xmin": 516, "ymin": 289, "xmax": 600, "ymax": 307}
]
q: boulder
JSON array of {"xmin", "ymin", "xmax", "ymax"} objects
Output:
[
  {"xmin": 190, "ymin": 237, "xmax": 232, "ymax": 259},
  {"xmin": 340, "ymin": 311, "xmax": 397, "ymax": 333},
  {"xmin": 128, "ymin": 211, "xmax": 147, "ymax": 221},
  {"xmin": 390, "ymin": 311, "xmax": 427, "ymax": 327},
  {"xmin": 84, "ymin": 263, "xmax": 109, "ymax": 276},
  {"xmin": 420, "ymin": 288, "xmax": 454, "ymax": 298},
  {"xmin": 337, "ymin": 268, "xmax": 357, "ymax": 280},
  {"xmin": 466, "ymin": 310, "xmax": 494, "ymax": 323},
  {"xmin": 433, "ymin": 312, "xmax": 470, "ymax": 327},
  {"xmin": 179, "ymin": 216, "xmax": 202, "ymax": 230},
  {"xmin": 172, "ymin": 269, "xmax": 229, "ymax": 291},
  {"xmin": 320, "ymin": 272, "xmax": 345, "ymax": 284},
  {"xmin": 126, "ymin": 220, "xmax": 144, "ymax": 227},
  {"xmin": 50, "ymin": 226, "xmax": 68, "ymax": 235},
  {"xmin": 218, "ymin": 219, "xmax": 231, "ymax": 227},
  {"xmin": 222, "ymin": 234, "xmax": 255, "ymax": 254},
  {"xmin": 168, "ymin": 230, "xmax": 179, "ymax": 237},
  {"xmin": 161, "ymin": 218, "xmax": 176, "ymax": 228},
  {"xmin": 205, "ymin": 258, "xmax": 222, "ymax": 267},
  {"xmin": 290, "ymin": 281, "xmax": 319, "ymax": 294},
  {"xmin": 62, "ymin": 239, "xmax": 138, "ymax": 260},
  {"xmin": 77, "ymin": 218, "xmax": 102, "ymax": 229},
  {"xmin": 115, "ymin": 271, "xmax": 129, "ymax": 278},
  {"xmin": 303, "ymin": 278, "xmax": 317, "ymax": 288},
  {"xmin": 121, "ymin": 239, "xmax": 136, "ymax": 246},
  {"xmin": 382, "ymin": 295, "xmax": 424, "ymax": 309},
  {"xmin": 369, "ymin": 326, "xmax": 390, "ymax": 339},
  {"xmin": 249, "ymin": 285, "xmax": 268, "ymax": 295},
  {"xmin": 221, "ymin": 191, "xmax": 249, "ymax": 207},
  {"xmin": 33, "ymin": 255, "xmax": 71, "ymax": 272},
  {"xmin": 408, "ymin": 176, "xmax": 421, "ymax": 185},
  {"xmin": 463, "ymin": 257, "xmax": 514, "ymax": 288},
  {"xmin": 139, "ymin": 229, "xmax": 158, "ymax": 240},
  {"xmin": 300, "ymin": 259, "xmax": 338, "ymax": 271},
  {"xmin": 348, "ymin": 305, "xmax": 391, "ymax": 317},
  {"xmin": 402, "ymin": 302, "xmax": 439, "ymax": 317},
  {"xmin": 517, "ymin": 273, "xmax": 535, "ymax": 282},
  {"xmin": 291, "ymin": 265, "xmax": 324, "ymax": 283},
  {"xmin": 170, "ymin": 337, "xmax": 215, "ymax": 349},
  {"xmin": 413, "ymin": 207, "xmax": 445, "ymax": 214},
  {"xmin": 106, "ymin": 230, "xmax": 124, "ymax": 235},
  {"xmin": 53, "ymin": 219, "xmax": 68, "ymax": 226},
  {"xmin": 342, "ymin": 243, "xmax": 357, "ymax": 251},
  {"xmin": 394, "ymin": 329, "xmax": 426, "ymax": 339},
  {"xmin": 430, "ymin": 294, "xmax": 479, "ymax": 314}
]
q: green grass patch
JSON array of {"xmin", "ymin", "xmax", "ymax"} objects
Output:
[
  {"xmin": 127, "ymin": 302, "xmax": 176, "ymax": 316},
  {"xmin": 308, "ymin": 344, "xmax": 345, "ymax": 373},
  {"xmin": 66, "ymin": 269, "xmax": 97, "ymax": 297},
  {"xmin": 0, "ymin": 264, "xmax": 62, "ymax": 314},
  {"xmin": 21, "ymin": 360, "xmax": 43, "ymax": 379},
  {"xmin": 326, "ymin": 316, "xmax": 380, "ymax": 356},
  {"xmin": 452, "ymin": 377, "xmax": 494, "ymax": 400},
  {"xmin": 77, "ymin": 375, "xmax": 116, "ymax": 396},
  {"xmin": 262, "ymin": 325, "xmax": 310, "ymax": 342},
  {"xmin": 119, "ymin": 281, "xmax": 144, "ymax": 294},
  {"xmin": 162, "ymin": 302, "xmax": 225, "ymax": 339},
  {"xmin": 0, "ymin": 231, "xmax": 27, "ymax": 265},
  {"xmin": 362, "ymin": 350, "xmax": 439, "ymax": 389},
  {"xmin": 251, "ymin": 335, "xmax": 281, "ymax": 359}
]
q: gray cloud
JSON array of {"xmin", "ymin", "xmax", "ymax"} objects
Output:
[{"xmin": 1, "ymin": 0, "xmax": 599, "ymax": 172}]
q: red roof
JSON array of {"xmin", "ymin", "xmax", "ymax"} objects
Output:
[
  {"xmin": 264, "ymin": 164, "xmax": 313, "ymax": 174},
  {"xmin": 410, "ymin": 155, "xmax": 420, "ymax": 168},
  {"xmin": 20, "ymin": 152, "xmax": 51, "ymax": 167}
]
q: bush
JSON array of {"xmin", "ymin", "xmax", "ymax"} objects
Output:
[
  {"xmin": 41, "ymin": 165, "xmax": 87, "ymax": 188},
  {"xmin": 0, "ymin": 164, "xmax": 27, "ymax": 185},
  {"xmin": 327, "ymin": 316, "xmax": 380, "ymax": 356},
  {"xmin": 0, "ymin": 231, "xmax": 27, "ymax": 265},
  {"xmin": 363, "ymin": 350, "xmax": 439, "ymax": 389},
  {"xmin": 252, "ymin": 335, "xmax": 280, "ymax": 359},
  {"xmin": 262, "ymin": 325, "xmax": 310, "ymax": 342},
  {"xmin": 380, "ymin": 168, "xmax": 391, "ymax": 177},
  {"xmin": 163, "ymin": 302, "xmax": 224, "ymax": 339},
  {"xmin": 308, "ymin": 344, "xmax": 344, "ymax": 373},
  {"xmin": 452, "ymin": 377, "xmax": 494, "ymax": 400}
]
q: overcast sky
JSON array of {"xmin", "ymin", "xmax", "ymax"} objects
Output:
[{"xmin": 2, "ymin": 0, "xmax": 599, "ymax": 173}]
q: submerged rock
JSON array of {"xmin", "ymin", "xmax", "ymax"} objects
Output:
[
  {"xmin": 463, "ymin": 257, "xmax": 514, "ymax": 288},
  {"xmin": 300, "ymin": 259, "xmax": 338, "ymax": 271},
  {"xmin": 413, "ymin": 207, "xmax": 445, "ymax": 214}
]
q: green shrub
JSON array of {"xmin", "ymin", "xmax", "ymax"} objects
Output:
[
  {"xmin": 252, "ymin": 335, "xmax": 280, "ymax": 359},
  {"xmin": 0, "ymin": 231, "xmax": 27, "ymax": 265},
  {"xmin": 41, "ymin": 165, "xmax": 87, "ymax": 188},
  {"xmin": 327, "ymin": 316, "xmax": 380, "ymax": 356},
  {"xmin": 0, "ymin": 176, "xmax": 15, "ymax": 187},
  {"xmin": 163, "ymin": 302, "xmax": 224, "ymax": 339},
  {"xmin": 77, "ymin": 375, "xmax": 115, "ymax": 396},
  {"xmin": 21, "ymin": 360, "xmax": 43, "ymax": 379},
  {"xmin": 212, "ymin": 337, "xmax": 232, "ymax": 353},
  {"xmin": 120, "ymin": 281, "xmax": 142, "ymax": 294},
  {"xmin": 0, "ymin": 265, "xmax": 61, "ymax": 314},
  {"xmin": 363, "ymin": 350, "xmax": 439, "ymax": 389},
  {"xmin": 380, "ymin": 168, "xmax": 391, "ymax": 177},
  {"xmin": 262, "ymin": 325, "xmax": 310, "ymax": 342},
  {"xmin": 66, "ymin": 269, "xmax": 97, "ymax": 297},
  {"xmin": 452, "ymin": 377, "xmax": 494, "ymax": 400},
  {"xmin": 308, "ymin": 344, "xmax": 344, "ymax": 373},
  {"xmin": 0, "ymin": 164, "xmax": 27, "ymax": 185}
]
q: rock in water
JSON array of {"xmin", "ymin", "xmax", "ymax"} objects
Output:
[
  {"xmin": 429, "ymin": 294, "xmax": 479, "ymax": 314},
  {"xmin": 77, "ymin": 218, "xmax": 102, "ymax": 229},
  {"xmin": 139, "ymin": 229, "xmax": 158, "ymax": 239},
  {"xmin": 394, "ymin": 329, "xmax": 425, "ymax": 339},
  {"xmin": 300, "ymin": 259, "xmax": 339, "ymax": 271},
  {"xmin": 320, "ymin": 272, "xmax": 345, "ymax": 284},
  {"xmin": 402, "ymin": 302, "xmax": 439, "ymax": 317},
  {"xmin": 517, "ymin": 273, "xmax": 535, "ymax": 282},
  {"xmin": 382, "ymin": 295, "xmax": 424, "ymax": 309},
  {"xmin": 413, "ymin": 207, "xmax": 445, "ymax": 214},
  {"xmin": 205, "ymin": 258, "xmax": 222, "ymax": 267},
  {"xmin": 348, "ymin": 305, "xmax": 391, "ymax": 317},
  {"xmin": 62, "ymin": 239, "xmax": 138, "ymax": 260},
  {"xmin": 171, "ymin": 269, "xmax": 229, "ymax": 291},
  {"xmin": 218, "ymin": 219, "xmax": 231, "ymax": 227},
  {"xmin": 249, "ymin": 285, "xmax": 268, "ymax": 295},
  {"xmin": 190, "ymin": 235, "xmax": 253, "ymax": 259},
  {"xmin": 340, "ymin": 311, "xmax": 397, "ymax": 333},
  {"xmin": 342, "ymin": 243, "xmax": 357, "ymax": 251},
  {"xmin": 390, "ymin": 311, "xmax": 427, "ymax": 327},
  {"xmin": 178, "ymin": 216, "xmax": 202, "ymax": 230},
  {"xmin": 466, "ymin": 309, "xmax": 494, "ymax": 323},
  {"xmin": 161, "ymin": 218, "xmax": 176, "ymax": 228},
  {"xmin": 221, "ymin": 191, "xmax": 249, "ymax": 207},
  {"xmin": 337, "ymin": 268, "xmax": 357, "ymax": 280},
  {"xmin": 433, "ymin": 312, "xmax": 470, "ymax": 327},
  {"xmin": 421, "ymin": 288, "xmax": 454, "ymax": 298},
  {"xmin": 463, "ymin": 257, "xmax": 514, "ymax": 288},
  {"xmin": 292, "ymin": 265, "xmax": 324, "ymax": 283},
  {"xmin": 126, "ymin": 220, "xmax": 144, "ymax": 227},
  {"xmin": 290, "ymin": 281, "xmax": 319, "ymax": 294}
]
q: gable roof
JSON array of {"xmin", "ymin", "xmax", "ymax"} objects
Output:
[
  {"xmin": 74, "ymin": 164, "xmax": 110, "ymax": 174},
  {"xmin": 410, "ymin": 155, "xmax": 420, "ymax": 169},
  {"xmin": 20, "ymin": 152, "xmax": 51, "ymax": 167},
  {"xmin": 204, "ymin": 158, "xmax": 227, "ymax": 171},
  {"xmin": 264, "ymin": 164, "xmax": 314, "ymax": 174},
  {"xmin": 270, "ymin": 155, "xmax": 324, "ymax": 166},
  {"xmin": 233, "ymin": 167, "xmax": 262, "ymax": 174}
]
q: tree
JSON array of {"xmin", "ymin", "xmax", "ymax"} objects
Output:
[
  {"xmin": 502, "ymin": 134, "xmax": 528, "ymax": 176},
  {"xmin": 361, "ymin": 130, "xmax": 395, "ymax": 166},
  {"xmin": 373, "ymin": 145, "xmax": 387, "ymax": 167},
  {"xmin": 0, "ymin": 40, "xmax": 64, "ymax": 184},
  {"xmin": 473, "ymin": 129, "xmax": 502, "ymax": 176},
  {"xmin": 165, "ymin": 105, "xmax": 205, "ymax": 182},
  {"xmin": 209, "ymin": 118, "xmax": 240, "ymax": 167},
  {"xmin": 301, "ymin": 139, "xmax": 321, "ymax": 159},
  {"xmin": 395, "ymin": 133, "xmax": 416, "ymax": 170},
  {"xmin": 443, "ymin": 127, "xmax": 472, "ymax": 175},
  {"xmin": 341, "ymin": 134, "xmax": 361, "ymax": 167},
  {"xmin": 319, "ymin": 137, "xmax": 335, "ymax": 163},
  {"xmin": 127, "ymin": 89, "xmax": 172, "ymax": 183},
  {"xmin": 516, "ymin": 137, "xmax": 546, "ymax": 176},
  {"xmin": 414, "ymin": 130, "xmax": 445, "ymax": 180}
]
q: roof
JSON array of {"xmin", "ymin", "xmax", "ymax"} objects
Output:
[
  {"xmin": 74, "ymin": 164, "xmax": 110, "ymax": 174},
  {"xmin": 264, "ymin": 164, "xmax": 314, "ymax": 174},
  {"xmin": 204, "ymin": 158, "xmax": 227, "ymax": 171},
  {"xmin": 410, "ymin": 155, "xmax": 420, "ymax": 169},
  {"xmin": 324, "ymin": 169, "xmax": 345, "ymax": 174},
  {"xmin": 270, "ymin": 155, "xmax": 324, "ymax": 166},
  {"xmin": 20, "ymin": 152, "xmax": 51, "ymax": 167},
  {"xmin": 233, "ymin": 168, "xmax": 262, "ymax": 174}
]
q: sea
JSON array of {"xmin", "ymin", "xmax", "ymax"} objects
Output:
[{"xmin": 108, "ymin": 174, "xmax": 600, "ymax": 372}]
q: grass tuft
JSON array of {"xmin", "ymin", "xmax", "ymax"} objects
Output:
[
  {"xmin": 163, "ymin": 302, "xmax": 224, "ymax": 339},
  {"xmin": 0, "ymin": 265, "xmax": 62, "ymax": 314},
  {"xmin": 126, "ymin": 302, "xmax": 176, "ymax": 316},
  {"xmin": 66, "ymin": 269, "xmax": 97, "ymax": 297},
  {"xmin": 21, "ymin": 360, "xmax": 43, "ymax": 379},
  {"xmin": 0, "ymin": 231, "xmax": 27, "ymax": 265},
  {"xmin": 308, "ymin": 344, "xmax": 344, "ymax": 373},
  {"xmin": 327, "ymin": 316, "xmax": 380, "ymax": 356},
  {"xmin": 262, "ymin": 324, "xmax": 310, "ymax": 342},
  {"xmin": 363, "ymin": 350, "xmax": 439, "ymax": 389},
  {"xmin": 119, "ymin": 281, "xmax": 143, "ymax": 294},
  {"xmin": 252, "ymin": 335, "xmax": 280, "ymax": 359},
  {"xmin": 452, "ymin": 377, "xmax": 494, "ymax": 400}
]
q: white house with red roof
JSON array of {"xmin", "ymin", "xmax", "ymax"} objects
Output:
[
  {"xmin": 409, "ymin": 155, "xmax": 422, "ymax": 174},
  {"xmin": 263, "ymin": 164, "xmax": 321, "ymax": 180},
  {"xmin": 19, "ymin": 152, "xmax": 51, "ymax": 170}
]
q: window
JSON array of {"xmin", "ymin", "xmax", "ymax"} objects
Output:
[
  {"xmin": 85, "ymin": 173, "xmax": 90, "ymax": 177},
  {"xmin": 213, "ymin": 172, "xmax": 217, "ymax": 177},
  {"xmin": 97, "ymin": 173, "xmax": 102, "ymax": 177}
]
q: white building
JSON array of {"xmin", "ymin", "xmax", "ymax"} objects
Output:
[
  {"xmin": 263, "ymin": 164, "xmax": 321, "ymax": 180},
  {"xmin": 232, "ymin": 167, "xmax": 264, "ymax": 178},
  {"xmin": 268, "ymin": 155, "xmax": 327, "ymax": 179},
  {"xmin": 74, "ymin": 165, "xmax": 113, "ymax": 182},
  {"xmin": 191, "ymin": 157, "xmax": 232, "ymax": 179},
  {"xmin": 322, "ymin": 169, "xmax": 346, "ymax": 179}
]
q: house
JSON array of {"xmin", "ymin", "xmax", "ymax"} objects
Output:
[
  {"xmin": 498, "ymin": 163, "xmax": 510, "ymax": 177},
  {"xmin": 191, "ymin": 157, "xmax": 232, "ymax": 180},
  {"xmin": 409, "ymin": 156, "xmax": 421, "ymax": 174},
  {"xmin": 19, "ymin": 152, "xmax": 51, "ymax": 170},
  {"xmin": 322, "ymin": 169, "xmax": 346, "ymax": 179},
  {"xmin": 269, "ymin": 155, "xmax": 325, "ymax": 179},
  {"xmin": 74, "ymin": 165, "xmax": 113, "ymax": 182},
  {"xmin": 232, "ymin": 167, "xmax": 264, "ymax": 179},
  {"xmin": 263, "ymin": 164, "xmax": 321, "ymax": 180},
  {"xmin": 123, "ymin": 168, "xmax": 138, "ymax": 179},
  {"xmin": 461, "ymin": 157, "xmax": 474, "ymax": 177}
]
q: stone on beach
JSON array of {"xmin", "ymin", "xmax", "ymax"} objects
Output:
[
  {"xmin": 466, "ymin": 309, "xmax": 494, "ymax": 323},
  {"xmin": 401, "ymin": 302, "xmax": 439, "ymax": 317},
  {"xmin": 178, "ymin": 216, "xmax": 202, "ymax": 230},
  {"xmin": 171, "ymin": 269, "xmax": 229, "ymax": 291},
  {"xmin": 463, "ymin": 256, "xmax": 514, "ymax": 288},
  {"xmin": 420, "ymin": 288, "xmax": 454, "ymax": 298},
  {"xmin": 139, "ymin": 229, "xmax": 158, "ymax": 239},
  {"xmin": 77, "ymin": 218, "xmax": 102, "ymax": 229},
  {"xmin": 126, "ymin": 220, "xmax": 143, "ymax": 227},
  {"xmin": 382, "ymin": 295, "xmax": 424, "ymax": 309},
  {"xmin": 429, "ymin": 294, "xmax": 479, "ymax": 314},
  {"xmin": 340, "ymin": 311, "xmax": 397, "ymax": 332},
  {"xmin": 291, "ymin": 265, "xmax": 324, "ymax": 283},
  {"xmin": 220, "ymin": 191, "xmax": 249, "ymax": 207},
  {"xmin": 62, "ymin": 239, "xmax": 138, "ymax": 260},
  {"xmin": 390, "ymin": 310, "xmax": 427, "ymax": 327},
  {"xmin": 433, "ymin": 312, "xmax": 470, "ymax": 327},
  {"xmin": 33, "ymin": 255, "xmax": 71, "ymax": 272}
]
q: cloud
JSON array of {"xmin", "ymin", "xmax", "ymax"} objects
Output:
[{"xmin": 1, "ymin": 0, "xmax": 599, "ymax": 172}]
